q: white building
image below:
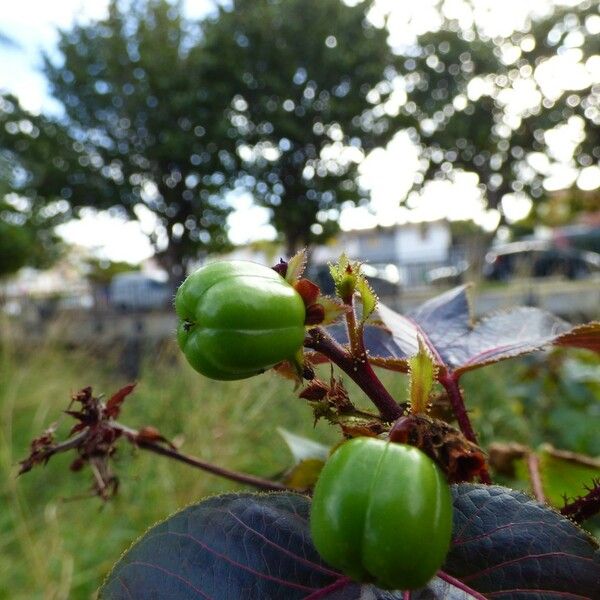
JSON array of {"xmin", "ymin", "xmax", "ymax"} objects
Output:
[{"xmin": 313, "ymin": 221, "xmax": 453, "ymax": 285}]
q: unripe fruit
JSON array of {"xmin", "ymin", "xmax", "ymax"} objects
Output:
[
  {"xmin": 175, "ymin": 260, "xmax": 306, "ymax": 380},
  {"xmin": 310, "ymin": 437, "xmax": 453, "ymax": 590}
]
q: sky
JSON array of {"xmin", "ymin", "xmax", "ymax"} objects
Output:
[{"xmin": 1, "ymin": 0, "xmax": 598, "ymax": 263}]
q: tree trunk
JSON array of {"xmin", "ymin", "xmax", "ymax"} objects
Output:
[{"xmin": 156, "ymin": 240, "xmax": 187, "ymax": 295}]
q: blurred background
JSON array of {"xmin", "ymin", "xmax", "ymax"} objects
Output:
[{"xmin": 0, "ymin": 0, "xmax": 599, "ymax": 598}]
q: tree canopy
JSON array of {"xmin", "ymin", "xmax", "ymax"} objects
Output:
[
  {"xmin": 201, "ymin": 0, "xmax": 393, "ymax": 253},
  {"xmin": 1, "ymin": 0, "xmax": 598, "ymax": 278},
  {"xmin": 1, "ymin": 0, "xmax": 235, "ymax": 284},
  {"xmin": 385, "ymin": 0, "xmax": 600, "ymax": 228},
  {"xmin": 0, "ymin": 100, "xmax": 65, "ymax": 277}
]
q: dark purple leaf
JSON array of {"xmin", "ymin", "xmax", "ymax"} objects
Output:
[
  {"xmin": 101, "ymin": 487, "xmax": 599, "ymax": 599},
  {"xmin": 446, "ymin": 308, "xmax": 571, "ymax": 375},
  {"xmin": 553, "ymin": 321, "xmax": 600, "ymax": 353},
  {"xmin": 325, "ymin": 286, "xmax": 591, "ymax": 374},
  {"xmin": 100, "ymin": 492, "xmax": 339, "ymax": 599},
  {"xmin": 445, "ymin": 484, "xmax": 600, "ymax": 599}
]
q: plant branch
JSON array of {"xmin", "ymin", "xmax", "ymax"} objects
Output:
[
  {"xmin": 560, "ymin": 481, "xmax": 600, "ymax": 524},
  {"xmin": 343, "ymin": 296, "xmax": 361, "ymax": 357},
  {"xmin": 113, "ymin": 423, "xmax": 291, "ymax": 492},
  {"xmin": 527, "ymin": 452, "xmax": 546, "ymax": 503},
  {"xmin": 437, "ymin": 571, "xmax": 488, "ymax": 600},
  {"xmin": 18, "ymin": 430, "xmax": 88, "ymax": 475},
  {"xmin": 438, "ymin": 373, "xmax": 491, "ymax": 484},
  {"xmin": 305, "ymin": 327, "xmax": 403, "ymax": 421}
]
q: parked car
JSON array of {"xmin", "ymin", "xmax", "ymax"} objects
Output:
[
  {"xmin": 426, "ymin": 260, "xmax": 470, "ymax": 287},
  {"xmin": 109, "ymin": 272, "xmax": 172, "ymax": 310},
  {"xmin": 483, "ymin": 241, "xmax": 600, "ymax": 281}
]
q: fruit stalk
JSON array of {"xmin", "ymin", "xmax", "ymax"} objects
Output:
[{"xmin": 305, "ymin": 327, "xmax": 402, "ymax": 421}]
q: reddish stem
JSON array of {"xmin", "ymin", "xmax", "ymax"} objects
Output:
[
  {"xmin": 302, "ymin": 577, "xmax": 352, "ymax": 599},
  {"xmin": 437, "ymin": 571, "xmax": 488, "ymax": 600},
  {"xmin": 114, "ymin": 423, "xmax": 291, "ymax": 492},
  {"xmin": 137, "ymin": 440, "xmax": 290, "ymax": 491},
  {"xmin": 438, "ymin": 373, "xmax": 478, "ymax": 444},
  {"xmin": 439, "ymin": 373, "xmax": 492, "ymax": 484},
  {"xmin": 561, "ymin": 482, "xmax": 600, "ymax": 523},
  {"xmin": 305, "ymin": 328, "xmax": 403, "ymax": 422}
]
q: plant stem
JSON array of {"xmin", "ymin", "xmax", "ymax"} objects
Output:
[
  {"xmin": 114, "ymin": 423, "xmax": 291, "ymax": 492},
  {"xmin": 343, "ymin": 297, "xmax": 361, "ymax": 357},
  {"xmin": 437, "ymin": 572, "xmax": 488, "ymax": 600},
  {"xmin": 18, "ymin": 430, "xmax": 89, "ymax": 475},
  {"xmin": 305, "ymin": 328, "xmax": 403, "ymax": 421},
  {"xmin": 527, "ymin": 452, "xmax": 546, "ymax": 503},
  {"xmin": 438, "ymin": 373, "xmax": 478, "ymax": 444},
  {"xmin": 139, "ymin": 440, "xmax": 290, "ymax": 491},
  {"xmin": 302, "ymin": 577, "xmax": 352, "ymax": 599},
  {"xmin": 438, "ymin": 373, "xmax": 492, "ymax": 484},
  {"xmin": 560, "ymin": 482, "xmax": 600, "ymax": 523}
]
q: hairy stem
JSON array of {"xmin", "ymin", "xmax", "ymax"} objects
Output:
[
  {"xmin": 439, "ymin": 373, "xmax": 492, "ymax": 484},
  {"xmin": 343, "ymin": 297, "xmax": 361, "ymax": 357},
  {"xmin": 305, "ymin": 328, "xmax": 402, "ymax": 421},
  {"xmin": 438, "ymin": 373, "xmax": 478, "ymax": 444},
  {"xmin": 560, "ymin": 482, "xmax": 600, "ymax": 523}
]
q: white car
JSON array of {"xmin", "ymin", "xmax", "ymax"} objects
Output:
[{"xmin": 109, "ymin": 272, "xmax": 172, "ymax": 310}]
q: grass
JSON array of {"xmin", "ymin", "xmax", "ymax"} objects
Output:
[
  {"xmin": 0, "ymin": 328, "xmax": 343, "ymax": 599},
  {"xmin": 1, "ymin": 317, "xmax": 598, "ymax": 598}
]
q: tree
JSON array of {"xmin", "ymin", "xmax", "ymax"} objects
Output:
[
  {"xmin": 201, "ymin": 0, "xmax": 393, "ymax": 254},
  {"xmin": 385, "ymin": 0, "xmax": 600, "ymax": 229},
  {"xmin": 0, "ymin": 0, "xmax": 234, "ymax": 286},
  {"xmin": 0, "ymin": 221, "xmax": 32, "ymax": 278},
  {"xmin": 0, "ymin": 99, "xmax": 66, "ymax": 277}
]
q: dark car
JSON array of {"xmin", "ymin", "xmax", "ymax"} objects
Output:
[{"xmin": 483, "ymin": 241, "xmax": 600, "ymax": 281}]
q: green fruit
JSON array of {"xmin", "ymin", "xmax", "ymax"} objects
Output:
[
  {"xmin": 175, "ymin": 260, "xmax": 306, "ymax": 380},
  {"xmin": 310, "ymin": 437, "xmax": 453, "ymax": 590}
]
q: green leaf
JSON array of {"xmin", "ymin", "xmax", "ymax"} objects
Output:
[
  {"xmin": 408, "ymin": 336, "xmax": 438, "ymax": 414},
  {"xmin": 515, "ymin": 445, "xmax": 600, "ymax": 509},
  {"xmin": 283, "ymin": 458, "xmax": 325, "ymax": 490},
  {"xmin": 277, "ymin": 427, "xmax": 330, "ymax": 464},
  {"xmin": 315, "ymin": 295, "xmax": 349, "ymax": 326},
  {"xmin": 285, "ymin": 248, "xmax": 307, "ymax": 284},
  {"xmin": 355, "ymin": 274, "xmax": 378, "ymax": 323},
  {"xmin": 329, "ymin": 254, "xmax": 358, "ymax": 302}
]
